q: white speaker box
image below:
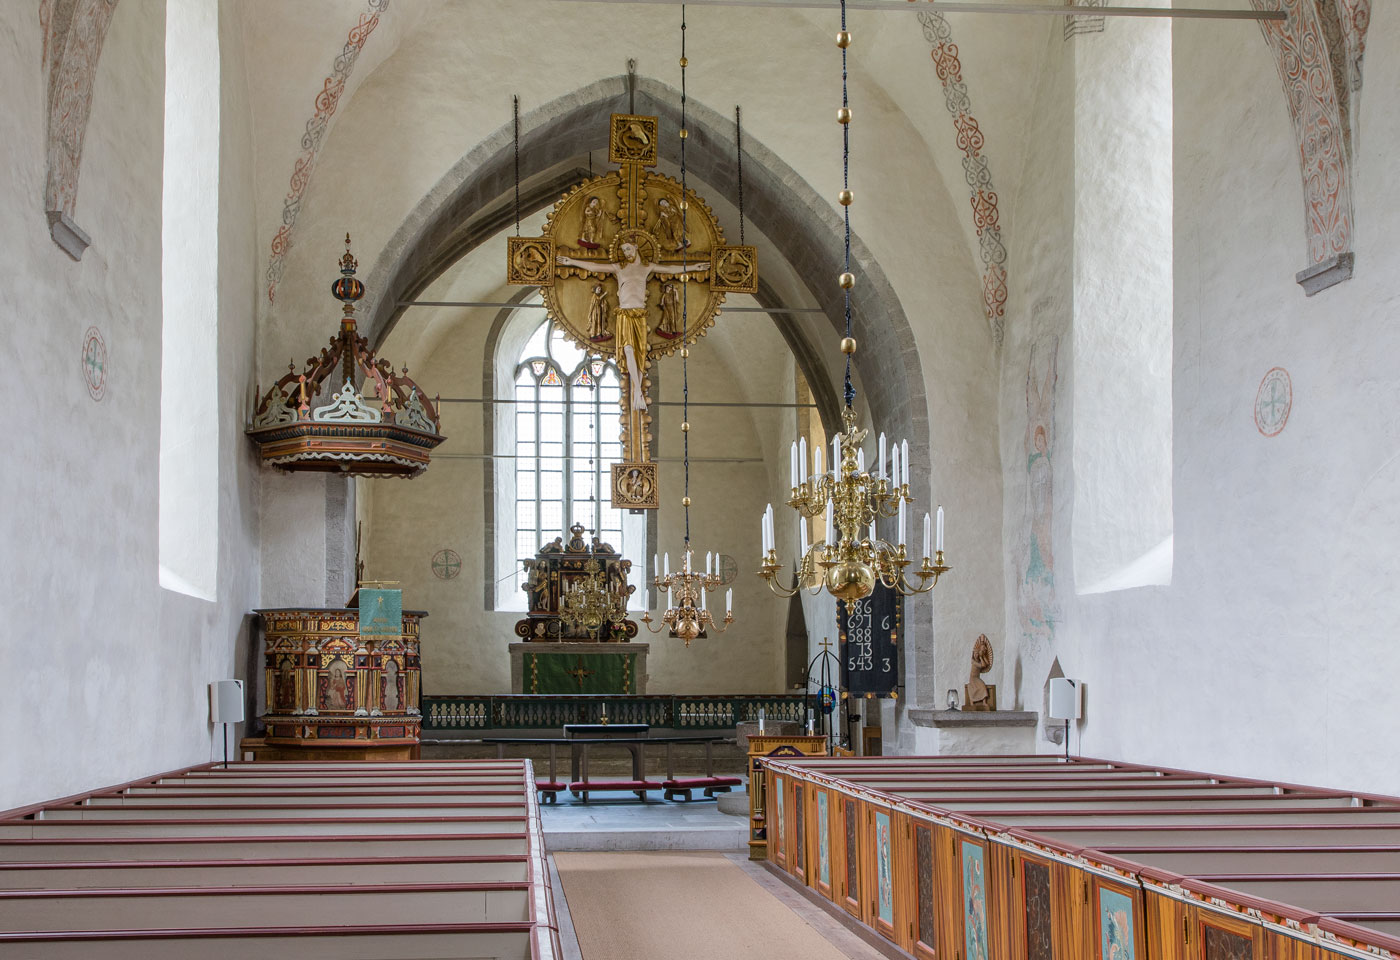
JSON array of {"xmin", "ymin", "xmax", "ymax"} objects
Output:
[
  {"xmin": 1048, "ymin": 677, "xmax": 1082, "ymax": 720},
  {"xmin": 209, "ymin": 679, "xmax": 245, "ymax": 724}
]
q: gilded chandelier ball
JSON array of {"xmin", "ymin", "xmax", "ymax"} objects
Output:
[
  {"xmin": 675, "ymin": 619, "xmax": 701, "ymax": 642},
  {"xmin": 681, "ymin": 347, "xmax": 690, "ymax": 358},
  {"xmin": 681, "ymin": 421, "xmax": 690, "ymax": 432},
  {"xmin": 836, "ymin": 107, "xmax": 852, "ymax": 124},
  {"xmin": 838, "ymin": 189, "xmax": 853, "ymax": 206},
  {"xmin": 679, "ymin": 128, "xmax": 689, "ymax": 139},
  {"xmin": 840, "ymin": 337, "xmax": 857, "ymax": 355},
  {"xmin": 679, "ymin": 56, "xmax": 689, "ymax": 67},
  {"xmin": 826, "ymin": 559, "xmax": 876, "ymax": 601},
  {"xmin": 682, "ymin": 496, "xmax": 692, "ymax": 507},
  {"xmin": 839, "ymin": 272, "xmax": 855, "ymax": 289},
  {"xmin": 836, "ymin": 30, "xmax": 852, "ymax": 48}
]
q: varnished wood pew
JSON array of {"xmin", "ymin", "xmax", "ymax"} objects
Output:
[
  {"xmin": 0, "ymin": 854, "xmax": 529, "ymax": 889},
  {"xmin": 0, "ymin": 760, "xmax": 561, "ymax": 960},
  {"xmin": 759, "ymin": 754, "xmax": 1400, "ymax": 960},
  {"xmin": 0, "ymin": 833, "xmax": 529, "ymax": 861}
]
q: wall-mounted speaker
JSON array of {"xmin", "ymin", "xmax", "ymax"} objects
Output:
[
  {"xmin": 1048, "ymin": 677, "xmax": 1082, "ymax": 720},
  {"xmin": 209, "ymin": 679, "xmax": 245, "ymax": 724}
]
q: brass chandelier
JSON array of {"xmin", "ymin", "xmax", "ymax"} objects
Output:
[
  {"xmin": 758, "ymin": 0, "xmax": 950, "ymax": 603},
  {"xmin": 641, "ymin": 6, "xmax": 735, "ymax": 647}
]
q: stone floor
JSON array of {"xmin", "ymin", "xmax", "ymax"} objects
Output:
[{"xmin": 540, "ymin": 783, "xmax": 750, "ymax": 851}]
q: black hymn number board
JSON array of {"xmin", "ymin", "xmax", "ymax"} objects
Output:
[{"xmin": 837, "ymin": 582, "xmax": 901, "ymax": 698}]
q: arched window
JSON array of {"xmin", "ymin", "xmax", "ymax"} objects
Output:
[{"xmin": 502, "ymin": 316, "xmax": 646, "ymax": 609}]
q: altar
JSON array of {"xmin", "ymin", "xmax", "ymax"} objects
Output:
[{"xmin": 510, "ymin": 523, "xmax": 644, "ymax": 694}]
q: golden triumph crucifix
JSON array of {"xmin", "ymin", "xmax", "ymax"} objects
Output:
[{"xmin": 507, "ymin": 113, "xmax": 758, "ymax": 510}]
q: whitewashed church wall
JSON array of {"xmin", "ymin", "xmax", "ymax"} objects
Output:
[
  {"xmin": 1001, "ymin": 9, "xmax": 1400, "ymax": 794},
  {"xmin": 0, "ymin": 0, "xmax": 261, "ymax": 812}
]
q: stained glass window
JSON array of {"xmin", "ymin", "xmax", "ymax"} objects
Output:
[{"xmin": 514, "ymin": 318, "xmax": 644, "ymax": 599}]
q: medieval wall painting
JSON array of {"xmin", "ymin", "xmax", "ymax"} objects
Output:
[
  {"xmin": 817, "ymin": 791, "xmax": 831, "ymax": 887},
  {"xmin": 1098, "ymin": 887, "xmax": 1136, "ymax": 960},
  {"xmin": 1024, "ymin": 858, "xmax": 1053, "ymax": 960},
  {"xmin": 875, "ymin": 810, "xmax": 893, "ymax": 925},
  {"xmin": 1019, "ymin": 336, "xmax": 1059, "ymax": 650},
  {"xmin": 962, "ymin": 840, "xmax": 989, "ymax": 960},
  {"xmin": 1203, "ymin": 924, "xmax": 1253, "ymax": 960},
  {"xmin": 916, "ymin": 825, "xmax": 936, "ymax": 947}
]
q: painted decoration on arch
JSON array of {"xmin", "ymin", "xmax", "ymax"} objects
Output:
[
  {"xmin": 431, "ymin": 548, "xmax": 462, "ymax": 580},
  {"xmin": 1018, "ymin": 335, "xmax": 1059, "ymax": 649},
  {"xmin": 265, "ymin": 0, "xmax": 391, "ymax": 304},
  {"xmin": 1098, "ymin": 887, "xmax": 1136, "ymax": 960},
  {"xmin": 81, "ymin": 325, "xmax": 106, "ymax": 400},
  {"xmin": 962, "ymin": 840, "xmax": 989, "ymax": 960},
  {"xmin": 875, "ymin": 810, "xmax": 893, "ymax": 925},
  {"xmin": 43, "ymin": 0, "xmax": 120, "ymax": 220},
  {"xmin": 916, "ymin": 10, "xmax": 1008, "ymax": 344},
  {"xmin": 817, "ymin": 791, "xmax": 830, "ymax": 887},
  {"xmin": 1254, "ymin": 367, "xmax": 1291, "ymax": 437}
]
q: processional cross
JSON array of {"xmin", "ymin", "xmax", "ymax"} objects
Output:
[{"xmin": 507, "ymin": 113, "xmax": 758, "ymax": 510}]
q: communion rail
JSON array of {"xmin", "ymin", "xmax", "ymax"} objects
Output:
[{"xmin": 423, "ymin": 694, "xmax": 807, "ymax": 732}]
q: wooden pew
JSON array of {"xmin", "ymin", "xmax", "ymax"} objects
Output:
[{"xmin": 0, "ymin": 760, "xmax": 562, "ymax": 960}]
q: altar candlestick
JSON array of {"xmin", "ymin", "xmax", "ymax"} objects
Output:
[
  {"xmin": 799, "ymin": 437, "xmax": 808, "ymax": 484},
  {"xmin": 878, "ymin": 432, "xmax": 887, "ymax": 478},
  {"xmin": 806, "ymin": 709, "xmax": 815, "ymax": 735},
  {"xmin": 902, "ymin": 440, "xmax": 910, "ymax": 486},
  {"xmin": 923, "ymin": 513, "xmax": 932, "ymax": 559},
  {"xmin": 759, "ymin": 708, "xmax": 766, "ymax": 734},
  {"xmin": 936, "ymin": 505, "xmax": 945, "ymax": 551}
]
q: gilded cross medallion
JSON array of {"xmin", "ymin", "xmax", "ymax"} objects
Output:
[{"xmin": 508, "ymin": 113, "xmax": 758, "ymax": 509}]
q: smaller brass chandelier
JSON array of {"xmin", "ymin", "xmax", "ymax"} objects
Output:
[
  {"xmin": 642, "ymin": 549, "xmax": 733, "ymax": 647},
  {"xmin": 758, "ymin": 0, "xmax": 949, "ymax": 604},
  {"xmin": 560, "ymin": 557, "xmax": 629, "ymax": 636},
  {"xmin": 640, "ymin": 26, "xmax": 735, "ymax": 649}
]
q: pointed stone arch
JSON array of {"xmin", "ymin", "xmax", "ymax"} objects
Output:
[{"xmin": 359, "ymin": 74, "xmax": 926, "ymax": 473}]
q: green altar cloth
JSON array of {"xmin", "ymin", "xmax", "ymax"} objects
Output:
[{"xmin": 528, "ymin": 651, "xmax": 637, "ymax": 694}]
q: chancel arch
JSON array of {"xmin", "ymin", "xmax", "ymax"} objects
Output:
[{"xmin": 346, "ymin": 74, "xmax": 961, "ymax": 712}]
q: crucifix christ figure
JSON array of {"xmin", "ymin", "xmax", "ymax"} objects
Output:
[{"xmin": 557, "ymin": 241, "xmax": 706, "ymax": 410}]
